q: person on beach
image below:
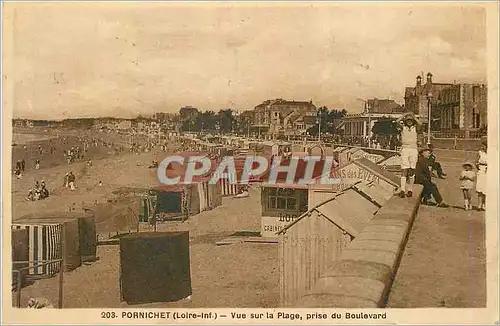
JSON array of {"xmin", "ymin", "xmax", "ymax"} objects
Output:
[
  {"xmin": 68, "ymin": 172, "xmax": 76, "ymax": 190},
  {"xmin": 63, "ymin": 173, "xmax": 69, "ymax": 187},
  {"xmin": 459, "ymin": 161, "xmax": 476, "ymax": 211},
  {"xmin": 21, "ymin": 159, "xmax": 25, "ymax": 172},
  {"xmin": 396, "ymin": 113, "xmax": 420, "ymax": 198},
  {"xmin": 35, "ymin": 159, "xmax": 40, "ymax": 170},
  {"xmin": 476, "ymin": 140, "xmax": 487, "ymax": 211},
  {"xmin": 27, "ymin": 189, "xmax": 35, "ymax": 201}
]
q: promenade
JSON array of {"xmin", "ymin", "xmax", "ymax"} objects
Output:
[{"xmin": 387, "ymin": 149, "xmax": 486, "ymax": 307}]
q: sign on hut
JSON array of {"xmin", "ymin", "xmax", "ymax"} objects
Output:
[
  {"xmin": 333, "ymin": 157, "xmax": 400, "ymax": 196},
  {"xmin": 277, "ymin": 186, "xmax": 381, "ymax": 307}
]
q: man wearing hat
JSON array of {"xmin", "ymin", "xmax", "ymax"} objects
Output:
[
  {"xmin": 396, "ymin": 112, "xmax": 420, "ymax": 198},
  {"xmin": 415, "ymin": 148, "xmax": 448, "ymax": 207}
]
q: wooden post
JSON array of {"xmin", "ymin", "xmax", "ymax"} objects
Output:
[
  {"xmin": 58, "ymin": 224, "xmax": 65, "ymax": 309},
  {"xmin": 16, "ymin": 270, "xmax": 22, "ymax": 308}
]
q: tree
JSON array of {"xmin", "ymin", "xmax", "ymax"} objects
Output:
[
  {"xmin": 195, "ymin": 110, "xmax": 217, "ymax": 131},
  {"xmin": 371, "ymin": 117, "xmax": 400, "ymax": 149},
  {"xmin": 306, "ymin": 107, "xmax": 347, "ymax": 136},
  {"xmin": 218, "ymin": 109, "xmax": 235, "ymax": 133},
  {"xmin": 371, "ymin": 118, "xmax": 399, "ymax": 136}
]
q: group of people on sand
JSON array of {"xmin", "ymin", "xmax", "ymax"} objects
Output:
[
  {"xmin": 397, "ymin": 112, "xmax": 487, "ymax": 211},
  {"xmin": 64, "ymin": 146, "xmax": 84, "ymax": 164},
  {"xmin": 27, "ymin": 180, "xmax": 50, "ymax": 201}
]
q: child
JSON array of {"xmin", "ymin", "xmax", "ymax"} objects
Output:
[{"xmin": 459, "ymin": 161, "xmax": 476, "ymax": 210}]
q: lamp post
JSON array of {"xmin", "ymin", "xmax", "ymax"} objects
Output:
[
  {"xmin": 427, "ymin": 92, "xmax": 433, "ymax": 145},
  {"xmin": 318, "ymin": 110, "xmax": 321, "ymax": 143}
]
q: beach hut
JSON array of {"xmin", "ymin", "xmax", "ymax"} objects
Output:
[
  {"xmin": 89, "ymin": 196, "xmax": 141, "ymax": 237},
  {"xmin": 153, "ymin": 184, "xmax": 200, "ymax": 220},
  {"xmin": 259, "ymin": 158, "xmax": 328, "ymax": 238},
  {"xmin": 277, "ymin": 186, "xmax": 380, "ymax": 307},
  {"xmin": 12, "ymin": 214, "xmax": 84, "ymax": 276},
  {"xmin": 207, "ymin": 181, "xmax": 223, "ymax": 209},
  {"xmin": 120, "ymin": 231, "xmax": 192, "ymax": 304},
  {"xmin": 196, "ymin": 177, "xmax": 222, "ymax": 213},
  {"xmin": 332, "ymin": 147, "xmax": 350, "ymax": 166}
]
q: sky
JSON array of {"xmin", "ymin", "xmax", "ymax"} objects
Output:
[{"xmin": 4, "ymin": 2, "xmax": 488, "ymax": 120}]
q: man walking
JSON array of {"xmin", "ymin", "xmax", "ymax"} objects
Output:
[{"xmin": 415, "ymin": 148, "xmax": 448, "ymax": 207}]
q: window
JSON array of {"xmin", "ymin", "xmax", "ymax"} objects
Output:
[{"xmin": 267, "ymin": 187, "xmax": 297, "ymax": 210}]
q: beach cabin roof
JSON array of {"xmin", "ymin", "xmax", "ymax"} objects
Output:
[
  {"xmin": 332, "ymin": 147, "xmax": 346, "ymax": 153},
  {"xmin": 347, "ymin": 147, "xmax": 362, "ymax": 154},
  {"xmin": 379, "ymin": 154, "xmax": 401, "ymax": 167},
  {"xmin": 277, "ymin": 186, "xmax": 379, "ymax": 238},
  {"xmin": 349, "ymin": 148, "xmax": 385, "ymax": 164},
  {"xmin": 14, "ymin": 211, "xmax": 91, "ymax": 223},
  {"xmin": 260, "ymin": 157, "xmax": 329, "ymax": 185}
]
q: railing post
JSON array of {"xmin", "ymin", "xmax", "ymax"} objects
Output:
[
  {"xmin": 58, "ymin": 224, "xmax": 66, "ymax": 309},
  {"xmin": 16, "ymin": 270, "xmax": 22, "ymax": 308}
]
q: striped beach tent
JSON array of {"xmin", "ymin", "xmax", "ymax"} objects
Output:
[
  {"xmin": 212, "ymin": 171, "xmax": 239, "ymax": 196},
  {"xmin": 12, "ymin": 214, "xmax": 84, "ymax": 276},
  {"xmin": 11, "ymin": 223, "xmax": 62, "ymax": 276}
]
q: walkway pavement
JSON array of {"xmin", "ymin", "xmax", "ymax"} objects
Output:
[{"xmin": 387, "ymin": 150, "xmax": 486, "ymax": 307}]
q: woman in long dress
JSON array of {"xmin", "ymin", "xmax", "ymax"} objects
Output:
[{"xmin": 476, "ymin": 140, "xmax": 488, "ymax": 211}]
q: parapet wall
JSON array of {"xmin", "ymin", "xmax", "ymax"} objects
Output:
[{"xmin": 295, "ymin": 185, "xmax": 423, "ymax": 308}]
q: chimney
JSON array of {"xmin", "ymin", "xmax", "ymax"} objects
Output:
[
  {"xmin": 427, "ymin": 72, "xmax": 433, "ymax": 84},
  {"xmin": 416, "ymin": 75, "xmax": 422, "ymax": 86}
]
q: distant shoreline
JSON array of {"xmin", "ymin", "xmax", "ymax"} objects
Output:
[{"xmin": 12, "ymin": 133, "xmax": 57, "ymax": 145}]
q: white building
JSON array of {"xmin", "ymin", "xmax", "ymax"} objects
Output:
[{"xmin": 340, "ymin": 112, "xmax": 405, "ymax": 138}]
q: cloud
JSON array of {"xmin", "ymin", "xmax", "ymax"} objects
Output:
[{"xmin": 5, "ymin": 3, "xmax": 488, "ymax": 119}]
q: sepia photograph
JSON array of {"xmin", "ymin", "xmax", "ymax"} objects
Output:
[{"xmin": 1, "ymin": 1, "xmax": 498, "ymax": 324}]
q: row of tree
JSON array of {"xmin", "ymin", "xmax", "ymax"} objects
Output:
[
  {"xmin": 305, "ymin": 107, "xmax": 348, "ymax": 136},
  {"xmin": 181, "ymin": 109, "xmax": 239, "ymax": 133},
  {"xmin": 180, "ymin": 106, "xmax": 351, "ymax": 135}
]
